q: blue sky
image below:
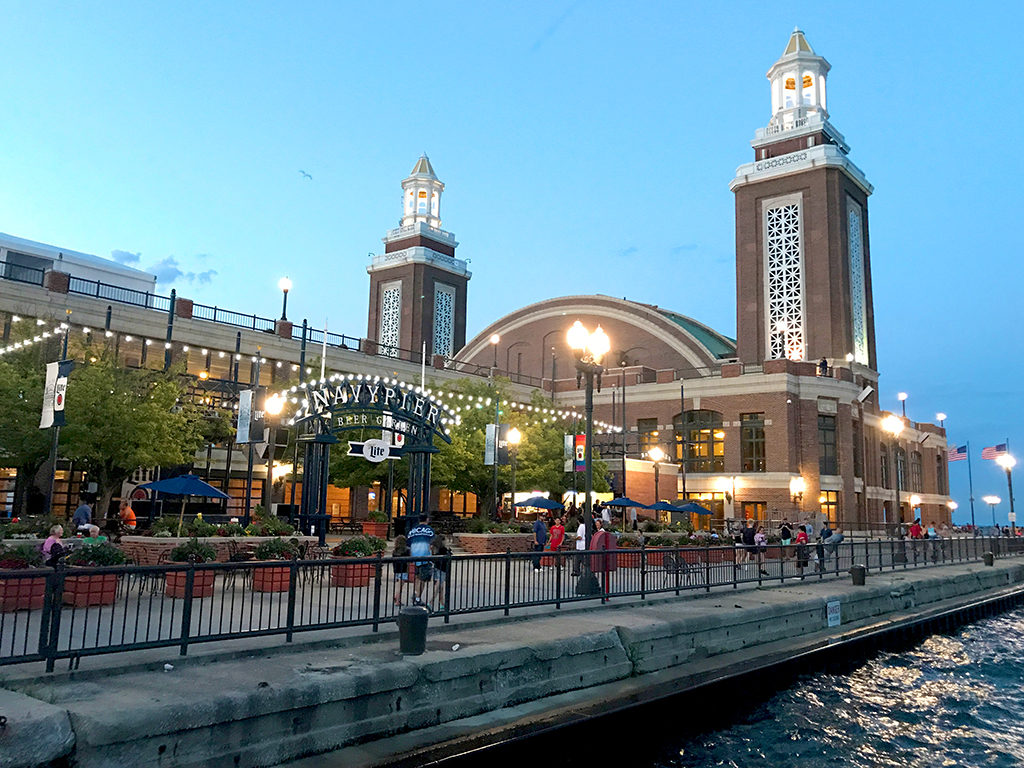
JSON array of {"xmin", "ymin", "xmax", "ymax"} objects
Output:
[{"xmin": 2, "ymin": 2, "xmax": 1021, "ymax": 523}]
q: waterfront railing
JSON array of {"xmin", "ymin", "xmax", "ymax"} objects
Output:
[{"xmin": 2, "ymin": 536, "xmax": 1021, "ymax": 671}]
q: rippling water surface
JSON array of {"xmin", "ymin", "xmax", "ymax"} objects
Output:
[{"xmin": 657, "ymin": 608, "xmax": 1024, "ymax": 768}]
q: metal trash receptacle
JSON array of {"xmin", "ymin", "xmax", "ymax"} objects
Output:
[
  {"xmin": 984, "ymin": 552, "xmax": 995, "ymax": 567},
  {"xmin": 849, "ymin": 564, "xmax": 866, "ymax": 586},
  {"xmin": 398, "ymin": 605, "xmax": 429, "ymax": 655}
]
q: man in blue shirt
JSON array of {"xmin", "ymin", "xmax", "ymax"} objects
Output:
[
  {"xmin": 71, "ymin": 496, "xmax": 93, "ymax": 532},
  {"xmin": 406, "ymin": 517, "xmax": 435, "ymax": 606},
  {"xmin": 532, "ymin": 516, "xmax": 548, "ymax": 572}
]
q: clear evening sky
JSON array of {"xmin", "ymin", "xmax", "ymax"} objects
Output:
[{"xmin": 1, "ymin": 2, "xmax": 1020, "ymax": 524}]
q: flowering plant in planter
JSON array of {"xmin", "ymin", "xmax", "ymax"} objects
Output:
[
  {"xmin": 215, "ymin": 523, "xmax": 247, "ymax": 537},
  {"xmin": 361, "ymin": 511, "xmax": 389, "ymax": 537},
  {"xmin": 330, "ymin": 535, "xmax": 386, "ymax": 587},
  {"xmin": 64, "ymin": 542, "xmax": 127, "ymax": 606},
  {"xmin": 252, "ymin": 537, "xmax": 300, "ymax": 592},
  {"xmin": 166, "ymin": 539, "xmax": 218, "ymax": 598},
  {"xmin": 0, "ymin": 543, "xmax": 47, "ymax": 611}
]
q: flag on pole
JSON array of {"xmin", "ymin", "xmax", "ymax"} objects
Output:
[
  {"xmin": 947, "ymin": 445, "xmax": 968, "ymax": 462},
  {"xmin": 981, "ymin": 443, "xmax": 1008, "ymax": 460}
]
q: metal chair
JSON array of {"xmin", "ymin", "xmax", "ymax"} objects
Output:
[{"xmin": 661, "ymin": 552, "xmax": 693, "ymax": 587}]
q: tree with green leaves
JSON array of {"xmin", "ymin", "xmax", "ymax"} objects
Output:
[{"xmin": 60, "ymin": 350, "xmax": 206, "ymax": 520}]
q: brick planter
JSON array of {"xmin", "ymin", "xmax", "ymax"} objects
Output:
[
  {"xmin": 63, "ymin": 571, "xmax": 120, "ymax": 606},
  {"xmin": 253, "ymin": 565, "xmax": 291, "ymax": 593},
  {"xmin": 360, "ymin": 522, "xmax": 389, "ymax": 538},
  {"xmin": 121, "ymin": 536, "xmax": 317, "ymax": 565},
  {"xmin": 454, "ymin": 533, "xmax": 534, "ymax": 554},
  {"xmin": 0, "ymin": 572, "xmax": 49, "ymax": 611},
  {"xmin": 616, "ymin": 550, "xmax": 642, "ymax": 568},
  {"xmin": 330, "ymin": 561, "xmax": 374, "ymax": 588},
  {"xmin": 164, "ymin": 569, "xmax": 216, "ymax": 599}
]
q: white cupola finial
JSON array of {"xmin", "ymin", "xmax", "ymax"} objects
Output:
[
  {"xmin": 766, "ymin": 28, "xmax": 831, "ymax": 132},
  {"xmin": 401, "ymin": 154, "xmax": 444, "ymax": 228}
]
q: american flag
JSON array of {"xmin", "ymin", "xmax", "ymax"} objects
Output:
[
  {"xmin": 947, "ymin": 445, "xmax": 968, "ymax": 462},
  {"xmin": 981, "ymin": 443, "xmax": 1008, "ymax": 460}
]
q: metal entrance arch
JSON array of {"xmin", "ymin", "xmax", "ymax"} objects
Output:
[{"xmin": 286, "ymin": 374, "xmax": 456, "ymax": 542}]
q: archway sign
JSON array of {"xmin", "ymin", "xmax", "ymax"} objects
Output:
[{"xmin": 284, "ymin": 373, "xmax": 457, "ymax": 542}]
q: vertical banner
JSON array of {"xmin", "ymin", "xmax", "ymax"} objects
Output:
[
  {"xmin": 574, "ymin": 434, "xmax": 586, "ymax": 472},
  {"xmin": 40, "ymin": 361, "xmax": 73, "ymax": 429},
  {"xmin": 484, "ymin": 423, "xmax": 497, "ymax": 466},
  {"xmin": 497, "ymin": 423, "xmax": 511, "ymax": 466},
  {"xmin": 564, "ymin": 434, "xmax": 574, "ymax": 472},
  {"xmin": 237, "ymin": 389, "xmax": 266, "ymax": 444}
]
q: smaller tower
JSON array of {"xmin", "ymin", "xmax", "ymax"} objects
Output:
[
  {"xmin": 766, "ymin": 28, "xmax": 830, "ymax": 134},
  {"xmin": 367, "ymin": 156, "xmax": 470, "ymax": 360}
]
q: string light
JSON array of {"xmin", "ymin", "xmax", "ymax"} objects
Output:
[{"xmin": 0, "ymin": 322, "xmax": 69, "ymax": 357}]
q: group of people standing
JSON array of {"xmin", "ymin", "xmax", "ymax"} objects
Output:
[
  {"xmin": 737, "ymin": 518, "xmax": 846, "ymax": 578},
  {"xmin": 390, "ymin": 517, "xmax": 451, "ymax": 613}
]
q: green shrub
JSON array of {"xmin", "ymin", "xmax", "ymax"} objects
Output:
[
  {"xmin": 0, "ymin": 543, "xmax": 44, "ymax": 568},
  {"xmin": 641, "ymin": 520, "xmax": 663, "ymax": 533},
  {"xmin": 332, "ymin": 535, "xmax": 386, "ymax": 558},
  {"xmin": 0, "ymin": 515, "xmax": 62, "ymax": 540},
  {"xmin": 188, "ymin": 519, "xmax": 218, "ymax": 537},
  {"xmin": 253, "ymin": 537, "xmax": 299, "ymax": 561},
  {"xmin": 148, "ymin": 517, "xmax": 177, "ymax": 536},
  {"xmin": 647, "ymin": 534, "xmax": 677, "ymax": 547},
  {"xmin": 617, "ymin": 534, "xmax": 641, "ymax": 549},
  {"xmin": 66, "ymin": 542, "xmax": 127, "ymax": 567},
  {"xmin": 215, "ymin": 523, "xmax": 246, "ymax": 537},
  {"xmin": 365, "ymin": 511, "xmax": 388, "ymax": 523},
  {"xmin": 169, "ymin": 538, "xmax": 217, "ymax": 563},
  {"xmin": 466, "ymin": 517, "xmax": 488, "ymax": 533}
]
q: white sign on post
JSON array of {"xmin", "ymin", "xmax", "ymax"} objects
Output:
[{"xmin": 826, "ymin": 600, "xmax": 841, "ymax": 628}]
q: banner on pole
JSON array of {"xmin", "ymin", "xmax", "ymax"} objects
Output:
[
  {"xmin": 236, "ymin": 388, "xmax": 266, "ymax": 444},
  {"xmin": 485, "ymin": 423, "xmax": 511, "ymax": 466},
  {"xmin": 40, "ymin": 360, "xmax": 73, "ymax": 429},
  {"xmin": 574, "ymin": 434, "xmax": 586, "ymax": 472}
]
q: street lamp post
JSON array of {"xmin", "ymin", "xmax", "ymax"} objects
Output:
[
  {"xmin": 648, "ymin": 445, "xmax": 665, "ymax": 502},
  {"xmin": 567, "ymin": 320, "xmax": 610, "ymax": 596},
  {"xmin": 982, "ymin": 495, "xmax": 1001, "ymax": 529},
  {"xmin": 897, "ymin": 392, "xmax": 908, "ymax": 418},
  {"xmin": 508, "ymin": 427, "xmax": 522, "ymax": 508},
  {"xmin": 278, "ymin": 277, "xmax": 292, "ymax": 322},
  {"xmin": 936, "ymin": 412, "xmax": 947, "ymax": 428},
  {"xmin": 996, "ymin": 454, "xmax": 1017, "ymax": 534},
  {"xmin": 882, "ymin": 414, "xmax": 905, "ymax": 531}
]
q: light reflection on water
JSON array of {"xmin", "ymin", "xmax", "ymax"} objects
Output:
[{"xmin": 660, "ymin": 609, "xmax": 1024, "ymax": 768}]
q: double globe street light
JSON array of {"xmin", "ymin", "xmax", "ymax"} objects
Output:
[{"xmin": 567, "ymin": 320, "xmax": 610, "ymax": 596}]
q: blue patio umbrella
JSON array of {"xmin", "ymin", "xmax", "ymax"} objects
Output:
[
  {"xmin": 602, "ymin": 497, "xmax": 649, "ymax": 508},
  {"xmin": 137, "ymin": 474, "xmax": 230, "ymax": 535},
  {"xmin": 513, "ymin": 496, "xmax": 564, "ymax": 510},
  {"xmin": 647, "ymin": 500, "xmax": 687, "ymax": 512},
  {"xmin": 677, "ymin": 502, "xmax": 713, "ymax": 515}
]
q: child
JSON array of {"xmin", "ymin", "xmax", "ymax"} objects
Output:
[
  {"xmin": 392, "ymin": 535, "xmax": 410, "ymax": 606},
  {"xmin": 430, "ymin": 534, "xmax": 451, "ymax": 613}
]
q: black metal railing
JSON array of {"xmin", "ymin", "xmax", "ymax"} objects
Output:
[
  {"xmin": 2, "ymin": 536, "xmax": 1021, "ymax": 670},
  {"xmin": 67, "ymin": 276, "xmax": 171, "ymax": 311},
  {"xmin": 191, "ymin": 303, "xmax": 277, "ymax": 332},
  {"xmin": 1, "ymin": 263, "xmax": 45, "ymax": 286}
]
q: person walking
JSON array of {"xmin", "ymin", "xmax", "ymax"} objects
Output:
[
  {"xmin": 754, "ymin": 525, "xmax": 769, "ymax": 576},
  {"xmin": 548, "ymin": 516, "xmax": 566, "ymax": 568},
  {"xmin": 572, "ymin": 516, "xmax": 586, "ymax": 576},
  {"xmin": 430, "ymin": 534, "xmax": 451, "ymax": 613},
  {"xmin": 532, "ymin": 515, "xmax": 548, "ymax": 571},
  {"xmin": 391, "ymin": 535, "xmax": 410, "ymax": 606},
  {"xmin": 739, "ymin": 519, "xmax": 757, "ymax": 566},
  {"xmin": 406, "ymin": 517, "xmax": 435, "ymax": 606}
]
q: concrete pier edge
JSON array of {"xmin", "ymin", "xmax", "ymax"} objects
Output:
[{"xmin": 3, "ymin": 560, "xmax": 1023, "ymax": 768}]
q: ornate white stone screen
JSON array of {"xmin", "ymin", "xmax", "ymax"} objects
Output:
[
  {"xmin": 379, "ymin": 281, "xmax": 402, "ymax": 357},
  {"xmin": 433, "ymin": 283, "xmax": 455, "ymax": 358},
  {"xmin": 847, "ymin": 198, "xmax": 869, "ymax": 365},
  {"xmin": 763, "ymin": 197, "xmax": 805, "ymax": 360}
]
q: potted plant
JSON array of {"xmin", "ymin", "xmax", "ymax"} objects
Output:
[
  {"xmin": 252, "ymin": 537, "xmax": 299, "ymax": 592},
  {"xmin": 361, "ymin": 511, "xmax": 389, "ymax": 538},
  {"xmin": 615, "ymin": 534, "xmax": 642, "ymax": 568},
  {"xmin": 0, "ymin": 543, "xmax": 47, "ymax": 611},
  {"xmin": 165, "ymin": 539, "xmax": 218, "ymax": 598},
  {"xmin": 330, "ymin": 535, "xmax": 386, "ymax": 587},
  {"xmin": 643, "ymin": 534, "xmax": 677, "ymax": 567},
  {"xmin": 64, "ymin": 542, "xmax": 127, "ymax": 606}
]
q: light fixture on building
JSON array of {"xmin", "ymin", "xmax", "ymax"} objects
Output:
[{"xmin": 789, "ymin": 476, "xmax": 805, "ymax": 503}]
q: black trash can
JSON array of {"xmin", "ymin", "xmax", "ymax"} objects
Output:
[
  {"xmin": 849, "ymin": 564, "xmax": 866, "ymax": 586},
  {"xmin": 984, "ymin": 552, "xmax": 995, "ymax": 567},
  {"xmin": 397, "ymin": 605, "xmax": 429, "ymax": 655}
]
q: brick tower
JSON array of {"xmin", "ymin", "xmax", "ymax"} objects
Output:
[
  {"xmin": 731, "ymin": 29, "xmax": 877, "ymax": 373},
  {"xmin": 367, "ymin": 156, "xmax": 470, "ymax": 359}
]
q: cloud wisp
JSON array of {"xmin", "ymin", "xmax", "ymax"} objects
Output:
[{"xmin": 113, "ymin": 250, "xmax": 218, "ymax": 287}]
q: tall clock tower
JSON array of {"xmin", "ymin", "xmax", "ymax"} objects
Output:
[
  {"xmin": 731, "ymin": 29, "xmax": 877, "ymax": 373},
  {"xmin": 367, "ymin": 156, "xmax": 471, "ymax": 359}
]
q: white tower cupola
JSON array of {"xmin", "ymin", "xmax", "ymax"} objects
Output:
[
  {"xmin": 401, "ymin": 154, "xmax": 444, "ymax": 229},
  {"xmin": 767, "ymin": 28, "xmax": 830, "ymax": 133}
]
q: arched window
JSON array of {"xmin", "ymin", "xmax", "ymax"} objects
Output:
[
  {"xmin": 430, "ymin": 191, "xmax": 439, "ymax": 217},
  {"xmin": 910, "ymin": 451, "xmax": 923, "ymax": 492},
  {"xmin": 676, "ymin": 410, "xmax": 724, "ymax": 473},
  {"xmin": 896, "ymin": 448, "xmax": 908, "ymax": 492},
  {"xmin": 417, "ymin": 189, "xmax": 428, "ymax": 213}
]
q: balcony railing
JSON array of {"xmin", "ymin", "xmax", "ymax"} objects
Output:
[
  {"xmin": 67, "ymin": 276, "xmax": 172, "ymax": 311},
  {"xmin": 1, "ymin": 263, "xmax": 45, "ymax": 286},
  {"xmin": 191, "ymin": 303, "xmax": 276, "ymax": 332}
]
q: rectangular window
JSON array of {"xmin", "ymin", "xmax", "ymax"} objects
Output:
[
  {"xmin": 819, "ymin": 490, "xmax": 839, "ymax": 526},
  {"xmin": 896, "ymin": 449, "xmax": 907, "ymax": 491},
  {"xmin": 818, "ymin": 415, "xmax": 837, "ymax": 475},
  {"xmin": 937, "ymin": 455, "xmax": 948, "ymax": 496},
  {"xmin": 910, "ymin": 452, "xmax": 923, "ymax": 493},
  {"xmin": 740, "ymin": 413, "xmax": 766, "ymax": 472},
  {"xmin": 637, "ymin": 418, "xmax": 660, "ymax": 454},
  {"xmin": 680, "ymin": 411, "xmax": 724, "ymax": 473},
  {"xmin": 740, "ymin": 501, "xmax": 766, "ymax": 523}
]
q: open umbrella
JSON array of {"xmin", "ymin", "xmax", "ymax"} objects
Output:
[
  {"xmin": 602, "ymin": 497, "xmax": 649, "ymax": 508},
  {"xmin": 677, "ymin": 501, "xmax": 713, "ymax": 515},
  {"xmin": 513, "ymin": 496, "xmax": 564, "ymax": 510},
  {"xmin": 137, "ymin": 474, "xmax": 230, "ymax": 536},
  {"xmin": 647, "ymin": 500, "xmax": 687, "ymax": 512}
]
